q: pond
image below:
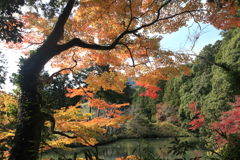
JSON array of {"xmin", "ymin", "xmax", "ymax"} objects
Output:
[{"xmin": 40, "ymin": 137, "xmax": 206, "ymax": 160}]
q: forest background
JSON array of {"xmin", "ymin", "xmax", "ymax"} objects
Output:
[{"xmin": 0, "ymin": 0, "xmax": 240, "ymax": 160}]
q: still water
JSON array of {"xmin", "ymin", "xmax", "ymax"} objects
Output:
[{"xmin": 40, "ymin": 137, "xmax": 206, "ymax": 160}]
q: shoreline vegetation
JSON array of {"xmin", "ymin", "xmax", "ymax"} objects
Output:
[
  {"xmin": 65, "ymin": 121, "xmax": 191, "ymax": 148},
  {"xmin": 41, "ymin": 137, "xmax": 204, "ymax": 160}
]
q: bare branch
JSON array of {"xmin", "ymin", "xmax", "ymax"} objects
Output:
[
  {"xmin": 188, "ymin": 54, "xmax": 231, "ymax": 72},
  {"xmin": 121, "ymin": 43, "xmax": 135, "ymax": 67},
  {"xmin": 46, "ymin": 52, "xmax": 78, "ymax": 83},
  {"xmin": 23, "ymin": 41, "xmax": 44, "ymax": 49},
  {"xmin": 71, "ymin": 72, "xmax": 94, "ymax": 100}
]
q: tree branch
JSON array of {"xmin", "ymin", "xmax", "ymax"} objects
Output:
[
  {"xmin": 196, "ymin": 55, "xmax": 231, "ymax": 72},
  {"xmin": 42, "ymin": 112, "xmax": 77, "ymax": 139},
  {"xmin": 45, "ymin": 52, "xmax": 78, "ymax": 83},
  {"xmin": 57, "ymin": 1, "xmax": 202, "ymax": 53},
  {"xmin": 57, "ymin": 38, "xmax": 119, "ymax": 52},
  {"xmin": 121, "ymin": 43, "xmax": 135, "ymax": 67},
  {"xmin": 46, "ymin": 0, "xmax": 76, "ymax": 45},
  {"xmin": 189, "ymin": 54, "xmax": 231, "ymax": 72}
]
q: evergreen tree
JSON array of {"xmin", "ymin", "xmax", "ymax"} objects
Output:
[
  {"xmin": 203, "ymin": 28, "xmax": 240, "ymax": 132},
  {"xmin": 178, "ymin": 40, "xmax": 221, "ymax": 128},
  {"xmin": 132, "ymin": 80, "xmax": 166, "ymax": 122}
]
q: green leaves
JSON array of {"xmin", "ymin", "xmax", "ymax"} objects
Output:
[{"xmin": 168, "ymin": 137, "xmax": 201, "ymax": 160}]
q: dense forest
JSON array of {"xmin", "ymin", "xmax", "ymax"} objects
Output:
[
  {"xmin": 130, "ymin": 27, "xmax": 240, "ymax": 159},
  {"xmin": 0, "ymin": 0, "xmax": 240, "ymax": 160}
]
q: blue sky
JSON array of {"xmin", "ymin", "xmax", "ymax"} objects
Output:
[{"xmin": 161, "ymin": 22, "xmax": 222, "ymax": 54}]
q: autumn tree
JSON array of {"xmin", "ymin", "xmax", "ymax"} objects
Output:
[
  {"xmin": 132, "ymin": 80, "xmax": 165, "ymax": 121},
  {"xmin": 187, "ymin": 96, "xmax": 240, "ymax": 159},
  {"xmin": 1, "ymin": 0, "xmax": 240, "ymax": 159}
]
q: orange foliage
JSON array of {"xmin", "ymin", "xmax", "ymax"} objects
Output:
[
  {"xmin": 88, "ymin": 98, "xmax": 129, "ymax": 109},
  {"xmin": 42, "ymin": 105, "xmax": 132, "ymax": 150},
  {"xmin": 205, "ymin": 0, "xmax": 240, "ymax": 29},
  {"xmin": 5, "ymin": 0, "xmax": 198, "ymax": 84},
  {"xmin": 85, "ymin": 71, "xmax": 128, "ymax": 93}
]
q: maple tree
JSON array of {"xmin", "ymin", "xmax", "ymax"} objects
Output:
[
  {"xmin": 187, "ymin": 96, "xmax": 240, "ymax": 149},
  {"xmin": 1, "ymin": 0, "xmax": 240, "ymax": 159},
  {"xmin": 135, "ymin": 82, "xmax": 161, "ymax": 99},
  {"xmin": 187, "ymin": 101, "xmax": 205, "ymax": 131},
  {"xmin": 207, "ymin": 0, "xmax": 240, "ymax": 29},
  {"xmin": 211, "ymin": 96, "xmax": 240, "ymax": 146}
]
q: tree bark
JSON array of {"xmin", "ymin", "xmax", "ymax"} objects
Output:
[
  {"xmin": 9, "ymin": 46, "xmax": 60, "ymax": 160},
  {"xmin": 9, "ymin": 0, "xmax": 76, "ymax": 159}
]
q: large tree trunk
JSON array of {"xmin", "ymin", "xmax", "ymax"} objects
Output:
[
  {"xmin": 9, "ymin": 1, "xmax": 76, "ymax": 159},
  {"xmin": 9, "ymin": 90, "xmax": 44, "ymax": 159},
  {"xmin": 9, "ymin": 47, "xmax": 58, "ymax": 160}
]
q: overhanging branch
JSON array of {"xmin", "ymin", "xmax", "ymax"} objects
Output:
[
  {"xmin": 189, "ymin": 54, "xmax": 231, "ymax": 72},
  {"xmin": 56, "ymin": 1, "xmax": 203, "ymax": 53}
]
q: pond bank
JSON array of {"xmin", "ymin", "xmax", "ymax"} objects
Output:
[
  {"xmin": 41, "ymin": 137, "xmax": 206, "ymax": 160},
  {"xmin": 66, "ymin": 134, "xmax": 192, "ymax": 148}
]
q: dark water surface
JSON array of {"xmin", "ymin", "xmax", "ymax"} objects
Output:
[{"xmin": 40, "ymin": 137, "xmax": 206, "ymax": 160}]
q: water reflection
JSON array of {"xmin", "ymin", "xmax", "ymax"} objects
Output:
[{"xmin": 40, "ymin": 137, "xmax": 206, "ymax": 160}]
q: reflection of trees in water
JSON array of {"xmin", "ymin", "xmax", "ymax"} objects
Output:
[
  {"xmin": 99, "ymin": 146, "xmax": 118, "ymax": 157},
  {"xmin": 40, "ymin": 138, "xmax": 205, "ymax": 159},
  {"xmin": 99, "ymin": 141, "xmax": 130, "ymax": 157},
  {"xmin": 156, "ymin": 145, "xmax": 169, "ymax": 159},
  {"xmin": 98, "ymin": 138, "xmax": 205, "ymax": 159}
]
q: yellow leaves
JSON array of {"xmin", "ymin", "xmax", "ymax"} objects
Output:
[
  {"xmin": 0, "ymin": 92, "xmax": 17, "ymax": 159},
  {"xmin": 0, "ymin": 92, "xmax": 17, "ymax": 128},
  {"xmin": 85, "ymin": 71, "xmax": 128, "ymax": 93},
  {"xmin": 88, "ymin": 98, "xmax": 129, "ymax": 109},
  {"xmin": 43, "ymin": 97, "xmax": 132, "ymax": 149},
  {"xmin": 116, "ymin": 155, "xmax": 142, "ymax": 160},
  {"xmin": 41, "ymin": 106, "xmax": 103, "ymax": 149},
  {"xmin": 0, "ymin": 130, "xmax": 15, "ymax": 141},
  {"xmin": 66, "ymin": 87, "xmax": 94, "ymax": 98},
  {"xmin": 54, "ymin": 106, "xmax": 91, "ymax": 122}
]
